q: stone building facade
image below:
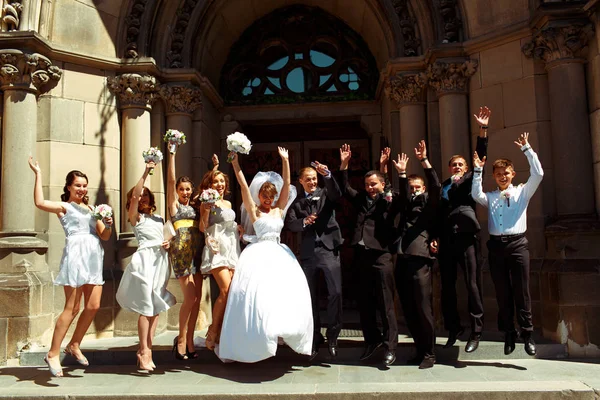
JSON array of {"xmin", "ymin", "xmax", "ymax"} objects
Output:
[{"xmin": 1, "ymin": 0, "xmax": 600, "ymax": 364}]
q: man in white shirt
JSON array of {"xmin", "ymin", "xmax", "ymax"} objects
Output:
[{"xmin": 471, "ymin": 132, "xmax": 543, "ymax": 357}]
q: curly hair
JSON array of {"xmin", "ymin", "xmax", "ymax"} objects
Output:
[{"xmin": 61, "ymin": 170, "xmax": 89, "ymax": 204}]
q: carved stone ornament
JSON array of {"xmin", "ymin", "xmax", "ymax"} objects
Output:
[
  {"xmin": 385, "ymin": 73, "xmax": 427, "ymax": 105},
  {"xmin": 439, "ymin": 0, "xmax": 462, "ymax": 43},
  {"xmin": 158, "ymin": 85, "xmax": 202, "ymax": 115},
  {"xmin": 107, "ymin": 73, "xmax": 159, "ymax": 108},
  {"xmin": 522, "ymin": 22, "xmax": 595, "ymax": 64},
  {"xmin": 0, "ymin": 49, "xmax": 62, "ymax": 91},
  {"xmin": 391, "ymin": 0, "xmax": 421, "ymax": 56},
  {"xmin": 124, "ymin": 0, "xmax": 150, "ymax": 58},
  {"xmin": 426, "ymin": 59, "xmax": 478, "ymax": 95},
  {"xmin": 1, "ymin": 0, "xmax": 23, "ymax": 32},
  {"xmin": 167, "ymin": 0, "xmax": 200, "ymax": 68}
]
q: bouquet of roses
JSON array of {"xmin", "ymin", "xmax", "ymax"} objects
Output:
[
  {"xmin": 142, "ymin": 147, "xmax": 163, "ymax": 175},
  {"xmin": 92, "ymin": 204, "xmax": 113, "ymax": 226},
  {"xmin": 163, "ymin": 129, "xmax": 186, "ymax": 154},
  {"xmin": 199, "ymin": 188, "xmax": 221, "ymax": 203},
  {"xmin": 226, "ymin": 131, "xmax": 252, "ymax": 162}
]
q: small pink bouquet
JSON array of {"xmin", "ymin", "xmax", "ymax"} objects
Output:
[
  {"xmin": 142, "ymin": 147, "xmax": 163, "ymax": 175},
  {"xmin": 384, "ymin": 189, "xmax": 393, "ymax": 203},
  {"xmin": 92, "ymin": 204, "xmax": 113, "ymax": 226},
  {"xmin": 199, "ymin": 188, "xmax": 221, "ymax": 204},
  {"xmin": 163, "ymin": 129, "xmax": 186, "ymax": 154}
]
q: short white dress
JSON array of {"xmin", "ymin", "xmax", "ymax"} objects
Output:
[
  {"xmin": 200, "ymin": 207, "xmax": 240, "ymax": 274},
  {"xmin": 218, "ymin": 215, "xmax": 313, "ymax": 363},
  {"xmin": 116, "ymin": 214, "xmax": 176, "ymax": 317},
  {"xmin": 55, "ymin": 202, "xmax": 104, "ymax": 287}
]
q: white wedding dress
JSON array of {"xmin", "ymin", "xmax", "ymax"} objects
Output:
[{"xmin": 217, "ymin": 214, "xmax": 314, "ymax": 363}]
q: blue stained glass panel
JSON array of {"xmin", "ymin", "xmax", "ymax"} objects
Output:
[{"xmin": 310, "ymin": 50, "xmax": 335, "ymax": 67}]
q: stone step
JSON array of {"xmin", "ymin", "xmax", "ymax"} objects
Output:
[{"xmin": 18, "ymin": 330, "xmax": 567, "ymax": 367}]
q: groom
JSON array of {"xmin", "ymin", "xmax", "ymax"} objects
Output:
[{"xmin": 285, "ymin": 162, "xmax": 344, "ymax": 360}]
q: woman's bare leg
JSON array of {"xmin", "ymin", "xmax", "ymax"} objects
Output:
[
  {"xmin": 186, "ymin": 272, "xmax": 203, "ymax": 353},
  {"xmin": 177, "ymin": 274, "xmax": 198, "ymax": 355},
  {"xmin": 65, "ymin": 284, "xmax": 102, "ymax": 360},
  {"xmin": 210, "ymin": 267, "xmax": 232, "ymax": 340}
]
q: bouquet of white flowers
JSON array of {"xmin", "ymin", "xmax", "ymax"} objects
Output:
[
  {"xmin": 163, "ymin": 129, "xmax": 186, "ymax": 154},
  {"xmin": 142, "ymin": 147, "xmax": 163, "ymax": 175},
  {"xmin": 92, "ymin": 204, "xmax": 113, "ymax": 226},
  {"xmin": 199, "ymin": 188, "xmax": 221, "ymax": 203},
  {"xmin": 226, "ymin": 131, "xmax": 252, "ymax": 162}
]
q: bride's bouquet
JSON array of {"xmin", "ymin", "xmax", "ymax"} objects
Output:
[
  {"xmin": 199, "ymin": 188, "xmax": 221, "ymax": 204},
  {"xmin": 163, "ymin": 129, "xmax": 187, "ymax": 154},
  {"xmin": 226, "ymin": 131, "xmax": 252, "ymax": 162},
  {"xmin": 92, "ymin": 204, "xmax": 113, "ymax": 226},
  {"xmin": 142, "ymin": 147, "xmax": 163, "ymax": 175}
]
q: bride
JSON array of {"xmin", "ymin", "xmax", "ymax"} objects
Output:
[{"xmin": 217, "ymin": 147, "xmax": 313, "ymax": 363}]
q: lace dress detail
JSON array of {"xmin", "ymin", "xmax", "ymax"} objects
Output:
[
  {"xmin": 55, "ymin": 202, "xmax": 104, "ymax": 287},
  {"xmin": 116, "ymin": 214, "xmax": 176, "ymax": 316},
  {"xmin": 200, "ymin": 207, "xmax": 240, "ymax": 274}
]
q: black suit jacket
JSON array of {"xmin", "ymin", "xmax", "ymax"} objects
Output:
[
  {"xmin": 285, "ymin": 174, "xmax": 343, "ymax": 258},
  {"xmin": 439, "ymin": 136, "xmax": 488, "ymax": 235},
  {"xmin": 338, "ymin": 170, "xmax": 406, "ymax": 252},
  {"xmin": 396, "ymin": 167, "xmax": 441, "ymax": 259}
]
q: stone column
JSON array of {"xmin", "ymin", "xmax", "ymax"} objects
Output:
[
  {"xmin": 159, "ymin": 85, "xmax": 202, "ymax": 182},
  {"xmin": 427, "ymin": 60, "xmax": 478, "ymax": 180},
  {"xmin": 385, "ymin": 72, "xmax": 428, "ymax": 175},
  {"xmin": 107, "ymin": 73, "xmax": 160, "ymax": 232},
  {"xmin": 523, "ymin": 22, "xmax": 595, "ymax": 216},
  {"xmin": 0, "ymin": 49, "xmax": 62, "ymax": 365}
]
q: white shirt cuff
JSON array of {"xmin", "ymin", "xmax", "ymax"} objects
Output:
[
  {"xmin": 521, "ymin": 144, "xmax": 531, "ymax": 152},
  {"xmin": 324, "ymin": 171, "xmax": 332, "ymax": 179},
  {"xmin": 474, "ymin": 167, "xmax": 483, "ymax": 173}
]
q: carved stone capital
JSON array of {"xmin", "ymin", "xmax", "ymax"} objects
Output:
[
  {"xmin": 158, "ymin": 85, "xmax": 202, "ymax": 115},
  {"xmin": 426, "ymin": 59, "xmax": 478, "ymax": 96},
  {"xmin": 522, "ymin": 22, "xmax": 595, "ymax": 65},
  {"xmin": 1, "ymin": 0, "xmax": 23, "ymax": 32},
  {"xmin": 0, "ymin": 49, "xmax": 62, "ymax": 92},
  {"xmin": 107, "ymin": 73, "xmax": 160, "ymax": 109},
  {"xmin": 384, "ymin": 73, "xmax": 427, "ymax": 106}
]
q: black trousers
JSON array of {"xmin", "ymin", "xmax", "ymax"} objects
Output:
[
  {"xmin": 396, "ymin": 256, "xmax": 435, "ymax": 358},
  {"xmin": 439, "ymin": 232, "xmax": 484, "ymax": 333},
  {"xmin": 487, "ymin": 236, "xmax": 532, "ymax": 333},
  {"xmin": 301, "ymin": 246, "xmax": 343, "ymax": 344},
  {"xmin": 355, "ymin": 247, "xmax": 398, "ymax": 351}
]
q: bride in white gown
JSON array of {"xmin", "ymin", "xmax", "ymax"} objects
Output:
[{"xmin": 217, "ymin": 147, "xmax": 313, "ymax": 363}]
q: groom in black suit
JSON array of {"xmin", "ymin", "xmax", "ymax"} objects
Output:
[{"xmin": 285, "ymin": 162, "xmax": 343, "ymax": 360}]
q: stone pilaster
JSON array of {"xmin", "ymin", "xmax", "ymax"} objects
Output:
[
  {"xmin": 523, "ymin": 22, "xmax": 595, "ymax": 217},
  {"xmin": 107, "ymin": 73, "xmax": 159, "ymax": 232},
  {"xmin": 0, "ymin": 49, "xmax": 61, "ymax": 365},
  {"xmin": 385, "ymin": 73, "xmax": 428, "ymax": 175},
  {"xmin": 159, "ymin": 84, "xmax": 202, "ymax": 180},
  {"xmin": 426, "ymin": 59, "xmax": 478, "ymax": 178}
]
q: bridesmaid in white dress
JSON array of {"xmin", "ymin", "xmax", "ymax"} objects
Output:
[
  {"xmin": 28, "ymin": 157, "xmax": 113, "ymax": 377},
  {"xmin": 197, "ymin": 154, "xmax": 241, "ymax": 350},
  {"xmin": 217, "ymin": 148, "xmax": 313, "ymax": 363},
  {"xmin": 116, "ymin": 162, "xmax": 176, "ymax": 371}
]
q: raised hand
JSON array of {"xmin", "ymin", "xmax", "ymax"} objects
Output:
[
  {"xmin": 340, "ymin": 144, "xmax": 352, "ymax": 166},
  {"xmin": 278, "ymin": 146, "xmax": 289, "ymax": 160},
  {"xmin": 380, "ymin": 147, "xmax": 391, "ymax": 166},
  {"xmin": 474, "ymin": 106, "xmax": 491, "ymax": 127},
  {"xmin": 28, "ymin": 156, "xmax": 41, "ymax": 174},
  {"xmin": 145, "ymin": 161, "xmax": 156, "ymax": 170},
  {"xmin": 212, "ymin": 154, "xmax": 219, "ymax": 166},
  {"xmin": 473, "ymin": 151, "xmax": 486, "ymax": 168},
  {"xmin": 414, "ymin": 140, "xmax": 427, "ymax": 160},
  {"xmin": 392, "ymin": 153, "xmax": 409, "ymax": 173},
  {"xmin": 229, "ymin": 151, "xmax": 239, "ymax": 164},
  {"xmin": 312, "ymin": 161, "xmax": 330, "ymax": 176},
  {"xmin": 514, "ymin": 131, "xmax": 530, "ymax": 148}
]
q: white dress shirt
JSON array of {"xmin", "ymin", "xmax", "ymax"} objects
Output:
[{"xmin": 471, "ymin": 144, "xmax": 544, "ymax": 236}]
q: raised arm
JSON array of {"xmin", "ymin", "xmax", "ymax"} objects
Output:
[
  {"xmin": 392, "ymin": 153, "xmax": 410, "ymax": 203},
  {"xmin": 415, "ymin": 140, "xmax": 441, "ymax": 205},
  {"xmin": 474, "ymin": 106, "xmax": 490, "ymax": 161},
  {"xmin": 379, "ymin": 147, "xmax": 390, "ymax": 175},
  {"xmin": 339, "ymin": 143, "xmax": 358, "ymax": 198},
  {"xmin": 471, "ymin": 151, "xmax": 488, "ymax": 207},
  {"xmin": 167, "ymin": 150, "xmax": 178, "ymax": 218},
  {"xmin": 314, "ymin": 161, "xmax": 342, "ymax": 202},
  {"xmin": 514, "ymin": 132, "xmax": 544, "ymax": 200},
  {"xmin": 212, "ymin": 154, "xmax": 220, "ymax": 172},
  {"xmin": 28, "ymin": 157, "xmax": 66, "ymax": 215},
  {"xmin": 128, "ymin": 162, "xmax": 154, "ymax": 226},
  {"xmin": 275, "ymin": 147, "xmax": 290, "ymax": 210},
  {"xmin": 230, "ymin": 152, "xmax": 257, "ymax": 220}
]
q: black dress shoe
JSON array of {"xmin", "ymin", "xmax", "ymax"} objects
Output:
[
  {"xmin": 308, "ymin": 335, "xmax": 325, "ymax": 361},
  {"xmin": 382, "ymin": 350, "xmax": 396, "ymax": 366},
  {"xmin": 418, "ymin": 355, "xmax": 436, "ymax": 369},
  {"xmin": 522, "ymin": 332, "xmax": 536, "ymax": 356},
  {"xmin": 327, "ymin": 338, "xmax": 338, "ymax": 358},
  {"xmin": 465, "ymin": 333, "xmax": 482, "ymax": 353},
  {"xmin": 359, "ymin": 342, "xmax": 382, "ymax": 361},
  {"xmin": 443, "ymin": 328, "xmax": 464, "ymax": 348},
  {"xmin": 504, "ymin": 331, "xmax": 517, "ymax": 355}
]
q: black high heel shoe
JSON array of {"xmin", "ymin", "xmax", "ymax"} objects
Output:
[
  {"xmin": 172, "ymin": 336, "xmax": 188, "ymax": 361},
  {"xmin": 186, "ymin": 349, "xmax": 199, "ymax": 359}
]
